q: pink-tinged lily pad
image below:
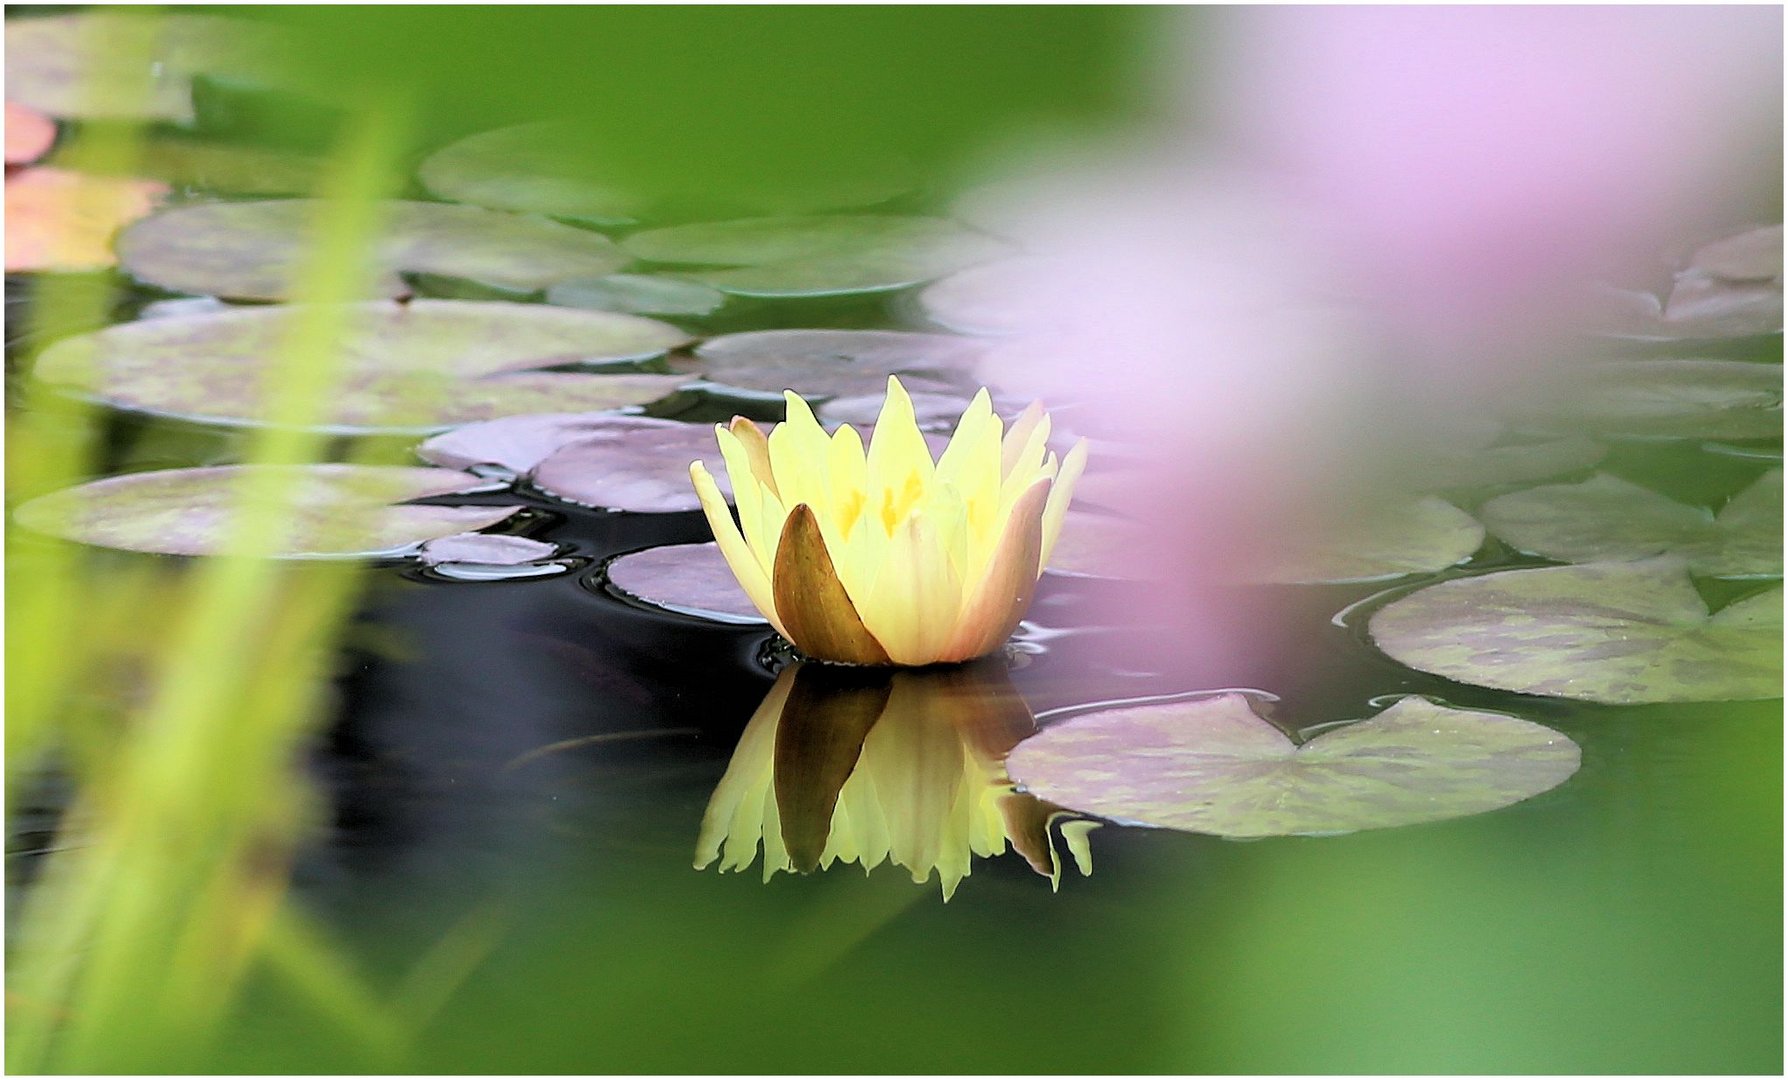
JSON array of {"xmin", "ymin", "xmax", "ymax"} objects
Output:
[
  {"xmin": 1478, "ymin": 470, "xmax": 1781, "ymax": 579},
  {"xmin": 416, "ymin": 411, "xmax": 640, "ymax": 474},
  {"xmin": 1517, "ymin": 359, "xmax": 1782, "ymax": 440},
  {"xmin": 5, "ymin": 12, "xmax": 285, "ymax": 122},
  {"xmin": 917, "ymin": 258, "xmax": 1063, "ymax": 336},
  {"xmin": 817, "ymin": 390, "xmax": 984, "ymax": 432},
  {"xmin": 5, "ymin": 167, "xmax": 167, "ymax": 272},
  {"xmin": 416, "ymin": 122, "xmax": 644, "ymax": 225},
  {"xmin": 417, "ymin": 532, "xmax": 558, "ymax": 566},
  {"xmin": 546, "ymin": 274, "xmax": 726, "ymax": 317},
  {"xmin": 1044, "ymin": 509, "xmax": 1153, "ymax": 581},
  {"xmin": 1252, "ymin": 496, "xmax": 1484, "ymax": 585},
  {"xmin": 1369, "ymin": 558, "xmax": 1783, "ymax": 704},
  {"xmin": 1689, "ymin": 225, "xmax": 1782, "ymax": 282},
  {"xmin": 1007, "ymin": 694, "xmax": 1580, "ymax": 839},
  {"xmin": 117, "ymin": 199, "xmax": 632, "ymax": 301},
  {"xmin": 622, "ymin": 215, "xmax": 1005, "ymax": 298},
  {"xmin": 530, "ymin": 417, "xmax": 736, "ymax": 512},
  {"xmin": 13, "ymin": 464, "xmax": 519, "ymax": 558},
  {"xmin": 6, "ymin": 103, "xmax": 56, "ymax": 165},
  {"xmin": 692, "ymin": 329, "xmax": 984, "ymax": 399},
  {"xmin": 605, "ymin": 541, "xmax": 765, "ymax": 623},
  {"xmin": 31, "ymin": 300, "xmax": 691, "ymax": 432}
]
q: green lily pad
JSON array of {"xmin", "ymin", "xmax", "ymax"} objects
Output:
[
  {"xmin": 12, "ymin": 464, "xmax": 519, "ymax": 558},
  {"xmin": 1254, "ymin": 497, "xmax": 1485, "ymax": 584},
  {"xmin": 1480, "ymin": 471, "xmax": 1782, "ymax": 578},
  {"xmin": 116, "ymin": 199, "xmax": 631, "ymax": 301},
  {"xmin": 622, "ymin": 215, "xmax": 1004, "ymax": 298},
  {"xmin": 604, "ymin": 541, "xmax": 765, "ymax": 623},
  {"xmin": 32, "ymin": 300, "xmax": 690, "ymax": 432},
  {"xmin": 1006, "ymin": 694, "xmax": 1580, "ymax": 839},
  {"xmin": 416, "ymin": 122, "xmax": 642, "ymax": 225},
  {"xmin": 5, "ymin": 12, "xmax": 283, "ymax": 122},
  {"xmin": 1688, "ymin": 225, "xmax": 1782, "ymax": 282},
  {"xmin": 545, "ymin": 274, "xmax": 725, "ymax": 317},
  {"xmin": 1400, "ymin": 436, "xmax": 1606, "ymax": 490},
  {"xmin": 1368, "ymin": 558, "xmax": 1783, "ymax": 703},
  {"xmin": 1518, "ymin": 359, "xmax": 1782, "ymax": 440},
  {"xmin": 692, "ymin": 329, "xmax": 983, "ymax": 399}
]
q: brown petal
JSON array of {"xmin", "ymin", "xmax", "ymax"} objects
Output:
[
  {"xmin": 773, "ymin": 664, "xmax": 892, "ymax": 872},
  {"xmin": 772, "ymin": 504, "xmax": 893, "ymax": 665}
]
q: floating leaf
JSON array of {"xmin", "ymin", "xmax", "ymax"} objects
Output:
[
  {"xmin": 417, "ymin": 532, "xmax": 557, "ymax": 567},
  {"xmin": 604, "ymin": 541, "xmax": 765, "ymax": 623},
  {"xmin": 692, "ymin": 329, "xmax": 983, "ymax": 399},
  {"xmin": 1044, "ymin": 509, "xmax": 1153, "ymax": 581},
  {"xmin": 5, "ymin": 13, "xmax": 283, "ymax": 122},
  {"xmin": 1480, "ymin": 471, "xmax": 1782, "ymax": 578},
  {"xmin": 32, "ymin": 300, "xmax": 690, "ymax": 432},
  {"xmin": 116, "ymin": 199, "xmax": 630, "ymax": 301},
  {"xmin": 416, "ymin": 122, "xmax": 643, "ymax": 224},
  {"xmin": 13, "ymin": 464, "xmax": 519, "ymax": 558},
  {"xmin": 1400, "ymin": 435, "xmax": 1606, "ymax": 491},
  {"xmin": 1254, "ymin": 497, "xmax": 1484, "ymax": 585},
  {"xmin": 817, "ymin": 390, "xmax": 981, "ymax": 432},
  {"xmin": 1661, "ymin": 273, "xmax": 1783, "ymax": 339},
  {"xmin": 1689, "ymin": 225, "xmax": 1783, "ymax": 283},
  {"xmin": 131, "ymin": 138, "xmax": 322, "ymax": 197},
  {"xmin": 622, "ymin": 215, "xmax": 1004, "ymax": 297},
  {"xmin": 545, "ymin": 274, "xmax": 725, "ymax": 317},
  {"xmin": 1006, "ymin": 694, "xmax": 1579, "ymax": 839},
  {"xmin": 6, "ymin": 102, "xmax": 56, "ymax": 165},
  {"xmin": 5, "ymin": 167, "xmax": 166, "ymax": 272},
  {"xmin": 917, "ymin": 258, "xmax": 1061, "ymax": 336},
  {"xmin": 1518, "ymin": 359, "xmax": 1782, "ymax": 440},
  {"xmin": 1369, "ymin": 558, "xmax": 1783, "ymax": 703},
  {"xmin": 530, "ymin": 417, "xmax": 735, "ymax": 512}
]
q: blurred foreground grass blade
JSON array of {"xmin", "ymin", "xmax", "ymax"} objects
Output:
[
  {"xmin": 5, "ymin": 13, "xmax": 164, "ymax": 793},
  {"xmin": 6, "ymin": 88, "xmax": 425, "ymax": 1071}
]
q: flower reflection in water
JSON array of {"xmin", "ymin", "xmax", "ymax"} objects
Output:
[{"xmin": 695, "ymin": 659, "xmax": 1097, "ymax": 900}]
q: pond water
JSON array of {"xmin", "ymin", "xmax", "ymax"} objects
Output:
[{"xmin": 4, "ymin": 11, "xmax": 1782, "ymax": 1070}]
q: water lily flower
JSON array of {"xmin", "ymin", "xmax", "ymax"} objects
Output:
[
  {"xmin": 689, "ymin": 376, "xmax": 1088, "ymax": 666},
  {"xmin": 695, "ymin": 660, "xmax": 1098, "ymax": 900}
]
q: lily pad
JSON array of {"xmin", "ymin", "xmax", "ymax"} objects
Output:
[
  {"xmin": 116, "ymin": 199, "xmax": 631, "ymax": 301},
  {"xmin": 692, "ymin": 329, "xmax": 984, "ymax": 399},
  {"xmin": 817, "ymin": 390, "xmax": 982, "ymax": 432},
  {"xmin": 6, "ymin": 102, "xmax": 55, "ymax": 165},
  {"xmin": 32, "ymin": 300, "xmax": 690, "ymax": 432},
  {"xmin": 916, "ymin": 258, "xmax": 1061, "ymax": 336},
  {"xmin": 530, "ymin": 417, "xmax": 735, "ymax": 513},
  {"xmin": 1368, "ymin": 558, "xmax": 1783, "ymax": 703},
  {"xmin": 1480, "ymin": 471, "xmax": 1782, "ymax": 578},
  {"xmin": 604, "ymin": 541, "xmax": 765, "ymax": 623},
  {"xmin": 1044, "ymin": 509, "xmax": 1153, "ymax": 581},
  {"xmin": 417, "ymin": 532, "xmax": 557, "ymax": 567},
  {"xmin": 1660, "ymin": 273, "xmax": 1783, "ymax": 339},
  {"xmin": 1007, "ymin": 694, "xmax": 1579, "ymax": 839},
  {"xmin": 622, "ymin": 215, "xmax": 1004, "ymax": 298},
  {"xmin": 12, "ymin": 464, "xmax": 519, "ymax": 558},
  {"xmin": 5, "ymin": 168, "xmax": 167, "ymax": 272},
  {"xmin": 5, "ymin": 12, "xmax": 284, "ymax": 122},
  {"xmin": 1255, "ymin": 497, "xmax": 1484, "ymax": 584},
  {"xmin": 545, "ymin": 274, "xmax": 725, "ymax": 317},
  {"xmin": 416, "ymin": 122, "xmax": 643, "ymax": 224},
  {"xmin": 1518, "ymin": 359, "xmax": 1782, "ymax": 440},
  {"xmin": 1688, "ymin": 225, "xmax": 1782, "ymax": 282},
  {"xmin": 133, "ymin": 139, "xmax": 322, "ymax": 197},
  {"xmin": 1401, "ymin": 435, "xmax": 1607, "ymax": 491}
]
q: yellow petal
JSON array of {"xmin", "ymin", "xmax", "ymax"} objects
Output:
[
  {"xmin": 1040, "ymin": 438, "xmax": 1089, "ymax": 569},
  {"xmin": 772, "ymin": 504, "xmax": 893, "ymax": 665},
  {"xmin": 690, "ymin": 461, "xmax": 788, "ymax": 638},
  {"xmin": 943, "ymin": 475, "xmax": 1049, "ymax": 662},
  {"xmin": 859, "ymin": 509, "xmax": 964, "ymax": 665},
  {"xmin": 727, "ymin": 416, "xmax": 778, "ymax": 495},
  {"xmin": 866, "ymin": 376, "xmax": 936, "ymax": 535},
  {"xmin": 769, "ymin": 391, "xmax": 833, "ymax": 513},
  {"xmin": 999, "ymin": 400, "xmax": 1047, "ymax": 479}
]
